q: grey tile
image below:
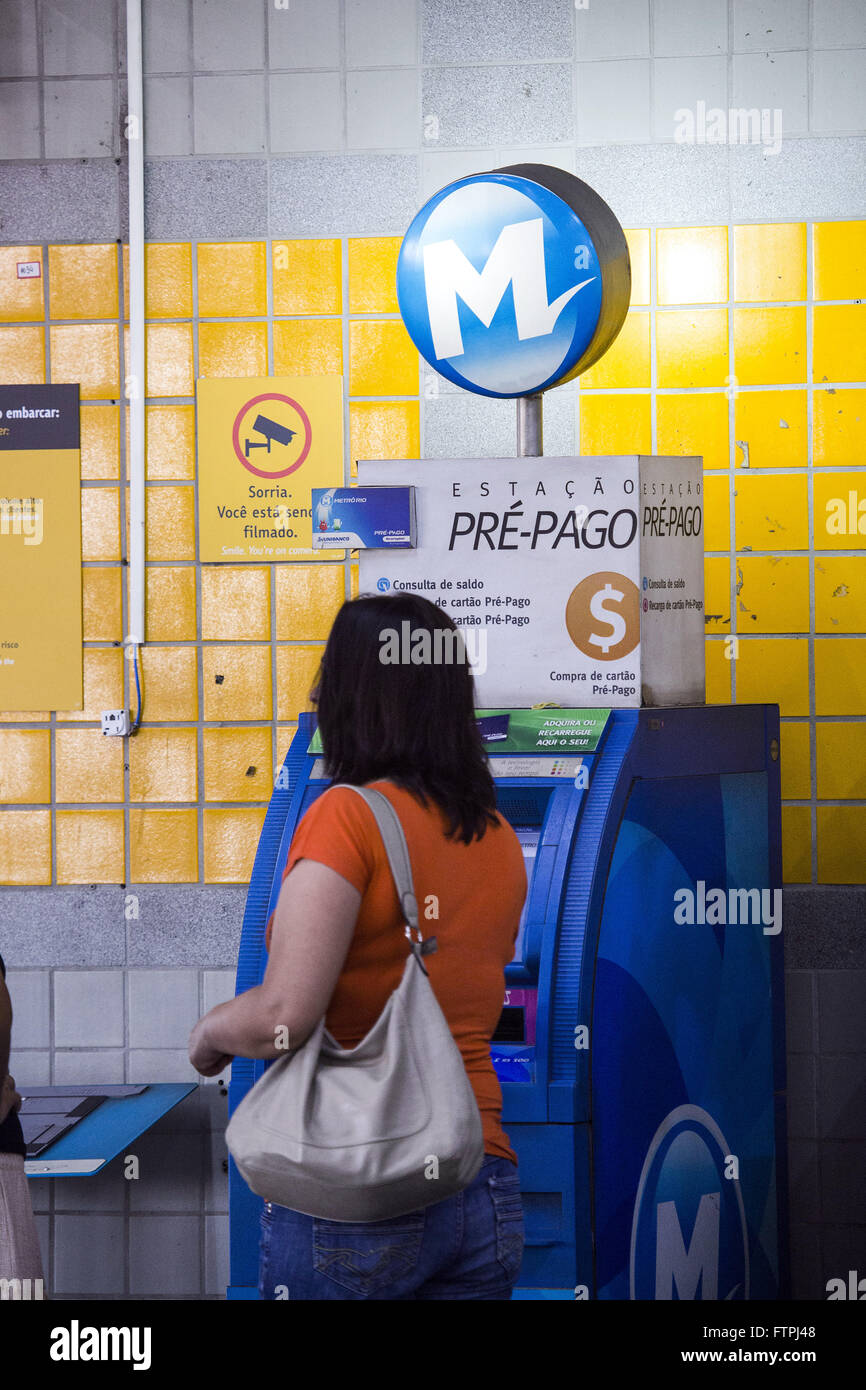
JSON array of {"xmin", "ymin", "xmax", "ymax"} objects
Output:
[
  {"xmin": 561, "ymin": 141, "xmax": 729, "ymax": 226},
  {"xmin": 423, "ymin": 64, "xmax": 572, "ymax": 147},
  {"xmin": 574, "ymin": 0, "xmax": 649, "ymax": 60},
  {"xmin": 126, "ymin": 884, "xmax": 245, "ymax": 965},
  {"xmin": 496, "ymin": 145, "xmax": 575, "ymax": 174},
  {"xmin": 0, "ymin": 162, "xmax": 122, "ymax": 245},
  {"xmin": 269, "ymin": 153, "xmax": 418, "ymax": 235},
  {"xmin": 577, "ymin": 59, "xmax": 651, "ymax": 145},
  {"xmin": 193, "ymin": 73, "xmax": 265, "ymax": 154},
  {"xmin": 813, "ymin": 49, "xmax": 866, "ymax": 135},
  {"xmin": 202, "ymin": 969, "xmax": 235, "ymax": 1014},
  {"xmin": 787, "ymin": 1138, "xmax": 820, "ymax": 1224},
  {"xmin": 128, "ymin": 1130, "xmax": 204, "ymax": 1211},
  {"xmin": 44, "ymin": 77, "xmax": 116, "ymax": 159},
  {"xmin": 28, "ymin": 1177, "xmax": 51, "ymax": 1213},
  {"xmin": 192, "ymin": 0, "xmax": 265, "ymax": 72},
  {"xmin": 732, "ymin": 0, "xmax": 809, "ymax": 52},
  {"xmin": 783, "ymin": 887, "xmax": 866, "ymax": 969},
  {"xmin": 0, "ymin": 80, "xmax": 41, "ymax": 158},
  {"xmin": 818, "ymin": 1055, "xmax": 866, "ymax": 1140},
  {"xmin": 784, "ymin": 971, "xmax": 815, "ymax": 1053},
  {"xmin": 5, "ymin": 970, "xmax": 49, "ymax": 1049},
  {"xmin": 128, "ymin": 1049, "xmax": 199, "ymax": 1083},
  {"xmin": 347, "ymin": 0, "xmax": 418, "ymax": 68},
  {"xmin": 53, "ymin": 1049, "xmax": 125, "ymax": 1084},
  {"xmin": 786, "ymin": 1052, "xmax": 817, "ymax": 1138},
  {"xmin": 423, "ymin": 394, "xmax": 516, "ymax": 460},
  {"xmin": 652, "ymin": 56, "xmax": 728, "ymax": 144},
  {"xmin": 144, "ymin": 0, "xmax": 192, "ymax": 74},
  {"xmin": 732, "ymin": 51, "xmax": 809, "ymax": 139},
  {"xmin": 820, "ymin": 1141, "xmax": 866, "ymax": 1224},
  {"xmin": 653, "ymin": 0, "xmax": 727, "ymax": 56},
  {"xmin": 348, "ymin": 68, "xmax": 418, "ymax": 150},
  {"xmin": 54, "ymin": 970, "xmax": 125, "ymax": 1048},
  {"xmin": 539, "ymin": 381, "xmax": 577, "ymax": 455},
  {"xmin": 422, "ymin": 0, "xmax": 573, "ymax": 64},
  {"xmin": 8, "ymin": 1049, "xmax": 49, "ymax": 1084},
  {"xmin": 420, "ymin": 148, "xmax": 491, "ymax": 201},
  {"xmin": 144, "ymin": 75, "xmax": 194, "ymax": 157},
  {"xmin": 54, "ymin": 1213, "xmax": 125, "ymax": 1295},
  {"xmin": 33, "ymin": 1213, "xmax": 50, "ymax": 1279},
  {"xmin": 204, "ymin": 1127, "xmax": 229, "ymax": 1211},
  {"xmin": 54, "ymin": 1156, "xmax": 126, "ymax": 1212},
  {"xmin": 129, "ymin": 1213, "xmax": 201, "ymax": 1295},
  {"xmin": 150, "ymin": 1081, "xmax": 227, "ymax": 1134},
  {"xmin": 42, "ymin": 0, "xmax": 117, "ymax": 76},
  {"xmin": 0, "ymin": 0, "xmax": 38, "ymax": 77},
  {"xmin": 813, "ymin": 0, "xmax": 866, "ymax": 49},
  {"xmin": 268, "ymin": 0, "xmax": 341, "ymax": 69},
  {"xmin": 128, "ymin": 969, "xmax": 199, "ymax": 1047},
  {"xmin": 269, "ymin": 71, "xmax": 343, "ymax": 154},
  {"xmin": 788, "ymin": 1224, "xmax": 823, "ymax": 1299},
  {"xmin": 817, "ymin": 971, "xmax": 866, "ymax": 1051},
  {"xmin": 205, "ymin": 1212, "xmax": 229, "ymax": 1296}
]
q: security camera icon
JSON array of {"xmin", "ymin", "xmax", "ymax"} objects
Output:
[{"xmin": 244, "ymin": 413, "xmax": 296, "ymax": 458}]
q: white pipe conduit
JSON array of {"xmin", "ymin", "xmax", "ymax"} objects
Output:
[{"xmin": 124, "ymin": 0, "xmax": 146, "ymax": 666}]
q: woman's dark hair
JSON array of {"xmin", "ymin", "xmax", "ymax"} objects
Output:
[{"xmin": 313, "ymin": 593, "xmax": 498, "ymax": 843}]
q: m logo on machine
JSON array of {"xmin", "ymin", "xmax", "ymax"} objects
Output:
[
  {"xmin": 630, "ymin": 1105, "xmax": 749, "ymax": 1301},
  {"xmin": 397, "ymin": 165, "xmax": 630, "ymax": 398}
]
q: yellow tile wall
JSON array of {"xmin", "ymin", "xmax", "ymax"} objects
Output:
[{"xmin": 0, "ymin": 225, "xmax": 862, "ymax": 887}]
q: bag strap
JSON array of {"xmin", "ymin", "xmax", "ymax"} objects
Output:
[{"xmin": 331, "ymin": 784, "xmax": 437, "ymax": 966}]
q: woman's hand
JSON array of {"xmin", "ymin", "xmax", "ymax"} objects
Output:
[
  {"xmin": 188, "ymin": 1019, "xmax": 233, "ymax": 1078},
  {"xmin": 0, "ymin": 1071, "xmax": 22, "ymax": 1124}
]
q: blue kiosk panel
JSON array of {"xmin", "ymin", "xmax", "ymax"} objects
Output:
[{"xmin": 228, "ymin": 704, "xmax": 786, "ymax": 1301}]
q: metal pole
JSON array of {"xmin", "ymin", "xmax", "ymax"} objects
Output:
[{"xmin": 516, "ymin": 393, "xmax": 543, "ymax": 457}]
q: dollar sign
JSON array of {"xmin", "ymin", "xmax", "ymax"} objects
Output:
[{"xmin": 588, "ymin": 581, "xmax": 627, "ymax": 654}]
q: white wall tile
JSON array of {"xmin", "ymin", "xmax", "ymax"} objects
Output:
[
  {"xmin": 0, "ymin": 0, "xmax": 38, "ymax": 77},
  {"xmin": 129, "ymin": 1214, "xmax": 201, "ymax": 1295},
  {"xmin": 54, "ymin": 970, "xmax": 124, "ymax": 1048},
  {"xmin": 653, "ymin": 0, "xmax": 727, "ymax": 56},
  {"xmin": 574, "ymin": 0, "xmax": 650, "ymax": 60},
  {"xmin": 733, "ymin": 51, "xmax": 809, "ymax": 138},
  {"xmin": 193, "ymin": 73, "xmax": 265, "ymax": 154},
  {"xmin": 54, "ymin": 1049, "xmax": 125, "ymax": 1083},
  {"xmin": 202, "ymin": 969, "xmax": 236, "ymax": 1014},
  {"xmin": 496, "ymin": 146, "xmax": 575, "ymax": 173},
  {"xmin": 420, "ymin": 149, "xmax": 490, "ymax": 201},
  {"xmin": 0, "ymin": 81, "xmax": 41, "ymax": 158},
  {"xmin": 192, "ymin": 0, "xmax": 264, "ymax": 72},
  {"xmin": 348, "ymin": 68, "xmax": 419, "ymax": 150},
  {"xmin": 268, "ymin": 0, "xmax": 341, "ymax": 69},
  {"xmin": 42, "ymin": 0, "xmax": 116, "ymax": 76},
  {"xmin": 8, "ymin": 1049, "xmax": 50, "ymax": 1085},
  {"xmin": 5, "ymin": 971, "xmax": 49, "ymax": 1048},
  {"xmin": 128, "ymin": 1049, "xmax": 199, "ymax": 1083},
  {"xmin": 812, "ymin": 49, "xmax": 866, "ymax": 133},
  {"xmin": 577, "ymin": 59, "xmax": 651, "ymax": 145},
  {"xmin": 143, "ymin": 0, "xmax": 192, "ymax": 74},
  {"xmin": 270, "ymin": 72, "xmax": 343, "ymax": 153},
  {"xmin": 346, "ymin": 0, "xmax": 418, "ymax": 68},
  {"xmin": 813, "ymin": 0, "xmax": 866, "ymax": 49},
  {"xmin": 732, "ymin": 0, "xmax": 809, "ymax": 52},
  {"xmin": 652, "ymin": 56, "xmax": 728, "ymax": 143},
  {"xmin": 205, "ymin": 1213, "xmax": 229, "ymax": 1295},
  {"xmin": 144, "ymin": 75, "xmax": 194, "ymax": 156},
  {"xmin": 128, "ymin": 969, "xmax": 199, "ymax": 1048},
  {"xmin": 43, "ymin": 78, "xmax": 115, "ymax": 158},
  {"xmin": 54, "ymin": 1214, "xmax": 124, "ymax": 1294}
]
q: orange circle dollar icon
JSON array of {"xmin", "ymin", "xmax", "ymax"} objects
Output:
[{"xmin": 565, "ymin": 571, "xmax": 640, "ymax": 662}]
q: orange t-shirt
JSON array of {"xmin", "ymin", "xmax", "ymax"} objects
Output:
[{"xmin": 265, "ymin": 781, "xmax": 527, "ymax": 1165}]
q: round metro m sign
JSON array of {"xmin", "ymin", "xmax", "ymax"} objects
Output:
[{"xmin": 396, "ymin": 164, "xmax": 631, "ymax": 399}]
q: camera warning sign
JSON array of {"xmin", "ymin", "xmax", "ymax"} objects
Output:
[{"xmin": 197, "ymin": 375, "xmax": 343, "ymax": 560}]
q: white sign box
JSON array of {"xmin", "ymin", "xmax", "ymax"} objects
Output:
[{"xmin": 358, "ymin": 456, "xmax": 704, "ymax": 708}]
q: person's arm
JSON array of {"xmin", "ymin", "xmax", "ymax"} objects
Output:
[
  {"xmin": 188, "ymin": 858, "xmax": 361, "ymax": 1076},
  {"xmin": 0, "ymin": 972, "xmax": 21, "ymax": 1125}
]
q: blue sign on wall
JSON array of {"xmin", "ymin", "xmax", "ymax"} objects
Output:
[{"xmin": 396, "ymin": 165, "xmax": 631, "ymax": 399}]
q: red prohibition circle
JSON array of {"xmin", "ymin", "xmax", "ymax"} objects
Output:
[{"xmin": 232, "ymin": 393, "xmax": 313, "ymax": 479}]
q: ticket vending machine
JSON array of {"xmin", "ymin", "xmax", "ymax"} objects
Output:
[{"xmin": 228, "ymin": 703, "xmax": 788, "ymax": 1300}]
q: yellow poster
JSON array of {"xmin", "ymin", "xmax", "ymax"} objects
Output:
[
  {"xmin": 197, "ymin": 375, "xmax": 344, "ymax": 561},
  {"xmin": 0, "ymin": 384, "xmax": 82, "ymax": 711}
]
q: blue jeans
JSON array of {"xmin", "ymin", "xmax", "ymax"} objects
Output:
[{"xmin": 258, "ymin": 1156, "xmax": 524, "ymax": 1300}]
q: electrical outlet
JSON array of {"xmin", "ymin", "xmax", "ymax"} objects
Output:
[{"xmin": 101, "ymin": 709, "xmax": 130, "ymax": 736}]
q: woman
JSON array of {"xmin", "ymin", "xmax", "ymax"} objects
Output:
[{"xmin": 189, "ymin": 593, "xmax": 527, "ymax": 1299}]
